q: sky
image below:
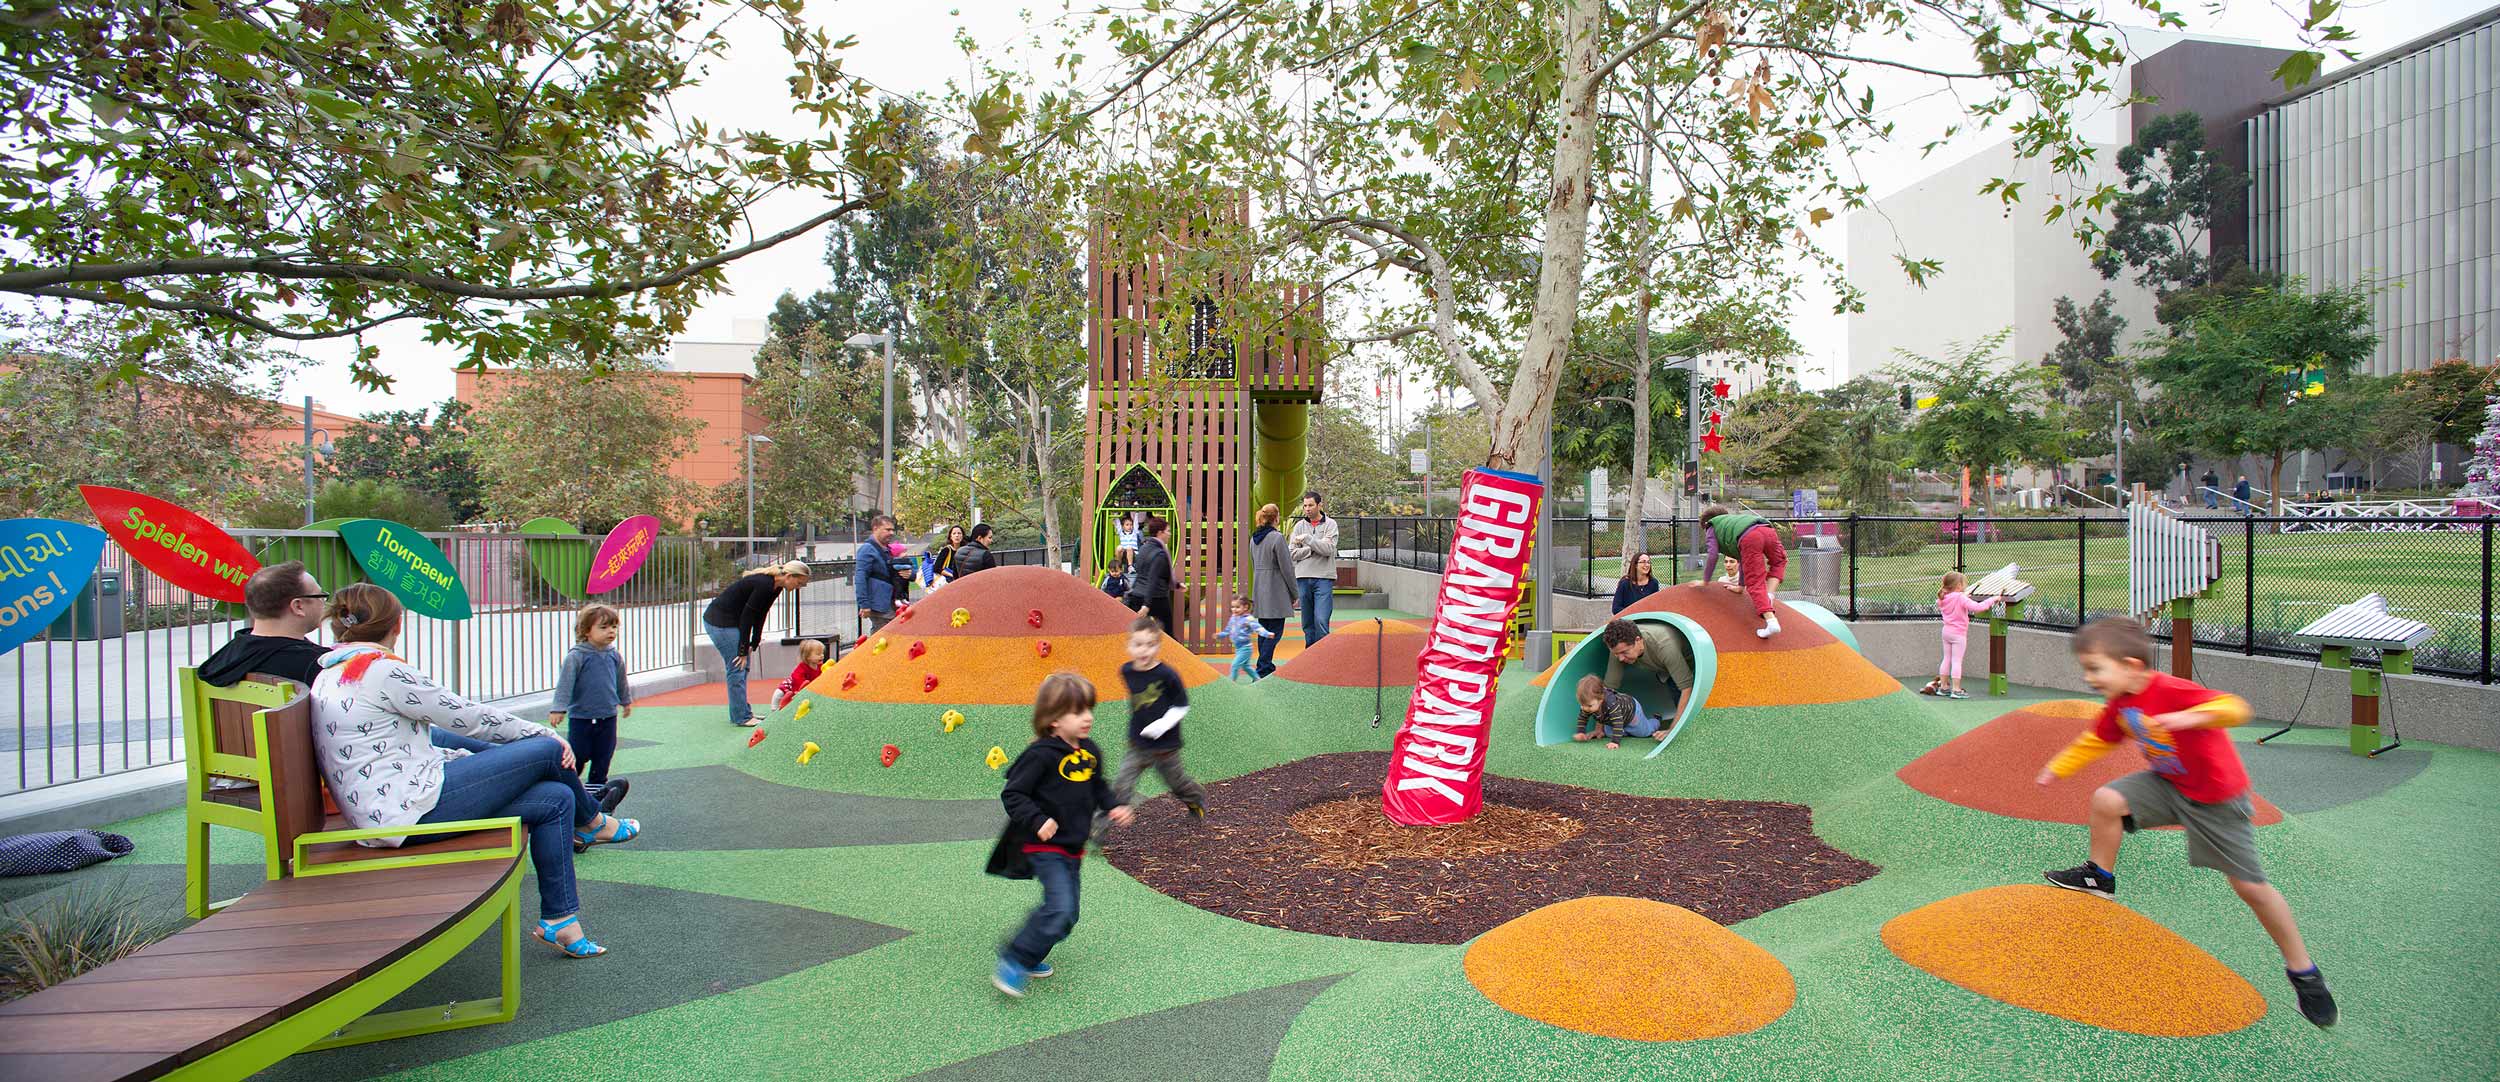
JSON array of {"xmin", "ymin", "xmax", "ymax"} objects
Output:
[{"xmin": 277, "ymin": 0, "xmax": 2495, "ymax": 416}]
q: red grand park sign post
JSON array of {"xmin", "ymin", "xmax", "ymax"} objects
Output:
[{"xmin": 1380, "ymin": 467, "xmax": 1543, "ymax": 826}]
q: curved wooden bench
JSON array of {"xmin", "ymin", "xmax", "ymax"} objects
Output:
[{"xmin": 0, "ymin": 679, "xmax": 525, "ymax": 1081}]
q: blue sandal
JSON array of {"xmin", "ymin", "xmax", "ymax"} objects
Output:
[
  {"xmin": 576, "ymin": 813, "xmax": 640, "ymax": 848},
  {"xmin": 534, "ymin": 915, "xmax": 606, "ymax": 958}
]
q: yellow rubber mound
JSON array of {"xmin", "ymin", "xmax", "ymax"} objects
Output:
[
  {"xmin": 806, "ymin": 632, "xmax": 1215, "ymax": 705},
  {"xmin": 1881, "ymin": 884, "xmax": 2267, "ymax": 1036},
  {"xmin": 1712, "ymin": 643, "xmax": 1899, "ymax": 706},
  {"xmin": 1463, "ymin": 896, "xmax": 1795, "ymax": 1041}
]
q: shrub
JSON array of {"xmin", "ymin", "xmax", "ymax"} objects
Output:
[{"xmin": 0, "ymin": 881, "xmax": 177, "ymax": 1003}]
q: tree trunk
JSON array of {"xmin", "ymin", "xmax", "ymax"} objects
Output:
[
  {"xmin": 1036, "ymin": 387, "xmax": 1063, "ymax": 569},
  {"xmin": 1484, "ymin": 0, "xmax": 1605, "ymax": 473},
  {"xmin": 2267, "ymin": 451, "xmax": 2284, "ymax": 515},
  {"xmin": 1622, "ymin": 72, "xmax": 1658, "ymax": 564}
]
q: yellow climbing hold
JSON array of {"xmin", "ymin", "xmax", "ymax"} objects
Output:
[
  {"xmin": 797, "ymin": 741, "xmax": 821, "ymax": 765},
  {"xmin": 951, "ymin": 607, "xmax": 972, "ymax": 627},
  {"xmin": 794, "ymin": 700, "xmax": 813, "ymax": 719},
  {"xmin": 985, "ymin": 746, "xmax": 1009, "ymax": 770},
  {"xmin": 942, "ymin": 709, "xmax": 966, "ymax": 733},
  {"xmin": 871, "ymin": 637, "xmax": 890, "ymax": 655}
]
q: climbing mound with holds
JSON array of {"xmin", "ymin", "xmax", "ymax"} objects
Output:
[
  {"xmin": 1464, "ymin": 896, "xmax": 1795, "ymax": 1041},
  {"xmin": 1882, "ymin": 884, "xmax": 2269, "ymax": 1036},
  {"xmin": 1274, "ymin": 620, "xmax": 1431, "ymax": 686},
  {"xmin": 1529, "ymin": 584, "xmax": 1897, "ymax": 707},
  {"xmin": 804, "ymin": 566, "xmax": 1215, "ymax": 705},
  {"xmin": 1897, "ymin": 701, "xmax": 2284, "ymax": 825}
]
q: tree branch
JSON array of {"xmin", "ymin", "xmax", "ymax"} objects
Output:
[
  {"xmin": 1593, "ymin": 1, "xmax": 1710, "ymax": 85},
  {"xmin": 22, "ymin": 285, "xmax": 422, "ymax": 342}
]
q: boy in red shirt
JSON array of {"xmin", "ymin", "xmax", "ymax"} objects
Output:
[{"xmin": 2034, "ymin": 618, "xmax": 2336, "ymax": 1027}]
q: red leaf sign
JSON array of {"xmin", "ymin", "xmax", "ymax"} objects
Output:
[{"xmin": 79, "ymin": 486, "xmax": 259, "ymax": 604}]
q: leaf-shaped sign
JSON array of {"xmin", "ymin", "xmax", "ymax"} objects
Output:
[
  {"xmin": 79, "ymin": 486, "xmax": 259, "ymax": 604},
  {"xmin": 517, "ymin": 517, "xmax": 592, "ymax": 601},
  {"xmin": 0, "ymin": 519, "xmax": 108, "ymax": 657},
  {"xmin": 586, "ymin": 515, "xmax": 661, "ymax": 596},
  {"xmin": 336, "ymin": 519, "xmax": 472, "ymax": 620},
  {"xmin": 211, "ymin": 517, "xmax": 369, "ymax": 620}
]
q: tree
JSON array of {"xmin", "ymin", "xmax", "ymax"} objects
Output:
[
  {"xmin": 243, "ymin": 478, "xmax": 452, "ymax": 531},
  {"xmin": 1710, "ymin": 385, "xmax": 1816, "ymax": 490},
  {"xmin": 2456, "ymin": 395, "xmax": 2500, "ymax": 504},
  {"xmin": 2090, "ymin": 111, "xmax": 2248, "ymax": 300},
  {"xmin": 0, "ymin": 310, "xmax": 294, "ymax": 520},
  {"xmin": 324, "ymin": 399, "xmax": 483, "ymax": 522},
  {"xmin": 2139, "ymin": 278, "xmax": 2378, "ymax": 511},
  {"xmin": 2398, "ymin": 359, "xmax": 2500, "ymax": 449},
  {"xmin": 2042, "ymin": 292, "xmax": 2127, "ymax": 401},
  {"xmin": 1819, "ymin": 378, "xmax": 1910, "ymax": 510},
  {"xmin": 1886, "ymin": 330, "xmax": 2072, "ymax": 514},
  {"xmin": 742, "ymin": 316, "xmax": 890, "ymax": 538},
  {"xmin": 1305, "ymin": 396, "xmax": 1406, "ymax": 517},
  {"xmin": 467, "ymin": 358, "xmax": 701, "ymax": 529}
]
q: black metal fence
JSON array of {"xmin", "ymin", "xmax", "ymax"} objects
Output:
[{"xmin": 1349, "ymin": 513, "xmax": 2496, "ymax": 684}]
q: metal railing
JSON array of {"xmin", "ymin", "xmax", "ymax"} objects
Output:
[
  {"xmin": 2, "ymin": 530, "xmax": 813, "ymax": 796},
  {"xmin": 777, "ymin": 545, "xmax": 1055, "ymax": 644},
  {"xmin": 1348, "ymin": 512, "xmax": 2496, "ymax": 685}
]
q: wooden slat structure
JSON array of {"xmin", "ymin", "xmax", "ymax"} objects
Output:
[{"xmin": 1083, "ymin": 197, "xmax": 1325, "ymax": 648}]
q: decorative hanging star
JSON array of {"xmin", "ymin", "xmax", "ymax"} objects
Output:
[
  {"xmin": 1702, "ymin": 431, "xmax": 1724, "ymax": 453},
  {"xmin": 1711, "ymin": 378, "xmax": 1732, "ymax": 399},
  {"xmin": 1706, "ymin": 409, "xmax": 1724, "ymax": 425}
]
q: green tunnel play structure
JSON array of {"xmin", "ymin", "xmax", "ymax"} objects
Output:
[
  {"xmin": 1254, "ymin": 401, "xmax": 1309, "ymax": 512},
  {"xmin": 1535, "ymin": 612, "xmax": 1718, "ymax": 761},
  {"xmin": 1785, "ymin": 599, "xmax": 1858, "ymax": 652}
]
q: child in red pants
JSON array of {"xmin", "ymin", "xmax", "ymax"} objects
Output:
[{"xmin": 1700, "ymin": 504, "xmax": 1786, "ymax": 638}]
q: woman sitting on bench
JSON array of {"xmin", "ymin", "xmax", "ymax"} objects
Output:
[{"xmin": 311, "ymin": 583, "xmax": 641, "ymax": 959}]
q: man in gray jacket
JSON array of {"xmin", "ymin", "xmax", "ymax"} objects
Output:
[
  {"xmin": 1288, "ymin": 490, "xmax": 1338, "ymax": 647},
  {"xmin": 1249, "ymin": 503, "xmax": 1296, "ymax": 676}
]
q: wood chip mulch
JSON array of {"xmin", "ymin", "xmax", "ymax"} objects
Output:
[{"xmin": 1102, "ymin": 751, "xmax": 1880, "ymax": 944}]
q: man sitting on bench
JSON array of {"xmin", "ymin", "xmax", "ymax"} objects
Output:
[
  {"xmin": 200, "ymin": 561, "xmax": 330, "ymax": 688},
  {"xmin": 1599, "ymin": 617, "xmax": 1694, "ymax": 722}
]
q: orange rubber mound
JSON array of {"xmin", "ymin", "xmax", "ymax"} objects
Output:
[
  {"xmin": 1897, "ymin": 703, "xmax": 2284, "ymax": 825},
  {"xmin": 1881, "ymin": 884, "xmax": 2267, "ymax": 1036},
  {"xmin": 805, "ymin": 633, "xmax": 1215, "ymax": 705},
  {"xmin": 894, "ymin": 566, "xmax": 1152, "ymax": 638},
  {"xmin": 1464, "ymin": 896, "xmax": 1795, "ymax": 1041},
  {"xmin": 1712, "ymin": 643, "xmax": 1900, "ymax": 707},
  {"xmin": 1275, "ymin": 620, "xmax": 1431, "ymax": 686},
  {"xmin": 1619, "ymin": 583, "xmax": 1838, "ymax": 653}
]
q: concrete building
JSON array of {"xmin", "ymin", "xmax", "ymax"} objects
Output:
[{"xmin": 2246, "ymin": 6, "xmax": 2500, "ymax": 376}]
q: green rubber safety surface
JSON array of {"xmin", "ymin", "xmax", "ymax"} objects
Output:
[{"xmin": 12, "ymin": 662, "xmax": 2486, "ymax": 1082}]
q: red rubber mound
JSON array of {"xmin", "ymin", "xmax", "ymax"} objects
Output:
[
  {"xmin": 1275, "ymin": 620, "xmax": 1431, "ymax": 686},
  {"xmin": 1898, "ymin": 702, "xmax": 2284, "ymax": 826},
  {"xmin": 1616, "ymin": 583, "xmax": 1836, "ymax": 653},
  {"xmin": 897, "ymin": 566, "xmax": 1148, "ymax": 638}
]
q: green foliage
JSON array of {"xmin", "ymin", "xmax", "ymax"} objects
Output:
[
  {"xmin": 0, "ymin": 309, "xmax": 294, "ymax": 520},
  {"xmin": 313, "ymin": 478, "xmax": 453, "ymax": 531},
  {"xmin": 1306, "ymin": 395, "xmax": 1408, "ymax": 517},
  {"xmin": 467, "ymin": 357, "xmax": 702, "ymax": 530},
  {"xmin": 324, "ymin": 400, "xmax": 482, "ymax": 522},
  {"xmin": 0, "ymin": 881, "xmax": 177, "ymax": 1002},
  {"xmin": 2042, "ymin": 292, "xmax": 2128, "ymax": 398},
  {"xmin": 0, "ymin": 0, "xmax": 906, "ymax": 389},
  {"xmin": 1886, "ymin": 329, "xmax": 2073, "ymax": 510},
  {"xmin": 2091, "ymin": 111, "xmax": 2247, "ymax": 297},
  {"xmin": 2395, "ymin": 360, "xmax": 2500, "ymax": 448},
  {"xmin": 2139, "ymin": 277, "xmax": 2379, "ymax": 506},
  {"xmin": 744, "ymin": 307, "xmax": 895, "ymax": 535},
  {"xmin": 1819, "ymin": 378, "xmax": 1911, "ymax": 511}
]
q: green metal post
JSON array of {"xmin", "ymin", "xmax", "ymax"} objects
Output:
[{"xmin": 1987, "ymin": 599, "xmax": 2023, "ymax": 696}]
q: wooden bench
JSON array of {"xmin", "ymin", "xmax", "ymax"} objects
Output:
[{"xmin": 0, "ymin": 674, "xmax": 525, "ymax": 1081}]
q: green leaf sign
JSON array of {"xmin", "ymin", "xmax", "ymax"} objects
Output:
[
  {"xmin": 337, "ymin": 519, "xmax": 471, "ymax": 620},
  {"xmin": 517, "ymin": 517, "xmax": 592, "ymax": 602}
]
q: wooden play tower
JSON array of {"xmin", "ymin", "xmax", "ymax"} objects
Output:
[{"xmin": 1081, "ymin": 196, "xmax": 1326, "ymax": 649}]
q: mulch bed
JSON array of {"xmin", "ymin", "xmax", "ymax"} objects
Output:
[{"xmin": 1103, "ymin": 751, "xmax": 1879, "ymax": 944}]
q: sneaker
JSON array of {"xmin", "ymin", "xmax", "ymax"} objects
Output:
[
  {"xmin": 1027, "ymin": 961, "xmax": 1054, "ymax": 979},
  {"xmin": 1757, "ymin": 616, "xmax": 1781, "ymax": 639},
  {"xmin": 992, "ymin": 957, "xmax": 1029, "ymax": 997},
  {"xmin": 2287, "ymin": 966, "xmax": 2336, "ymax": 1027},
  {"xmin": 1185, "ymin": 801, "xmax": 1205, "ymax": 819},
  {"xmin": 1947, "ymin": 689, "xmax": 1970, "ymax": 699},
  {"xmin": 596, "ymin": 778, "xmax": 630, "ymax": 815},
  {"xmin": 2043, "ymin": 863, "xmax": 2117, "ymax": 899}
]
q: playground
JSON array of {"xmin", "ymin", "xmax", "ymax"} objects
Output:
[{"xmin": 10, "ymin": 568, "xmax": 2495, "ymax": 1082}]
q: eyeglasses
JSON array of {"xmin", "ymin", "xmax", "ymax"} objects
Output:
[{"xmin": 292, "ymin": 593, "xmax": 330, "ymax": 604}]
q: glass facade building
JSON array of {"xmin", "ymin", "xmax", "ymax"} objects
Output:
[{"xmin": 2246, "ymin": 9, "xmax": 2500, "ymax": 376}]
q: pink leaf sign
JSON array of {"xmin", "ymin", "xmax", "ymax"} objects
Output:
[{"xmin": 586, "ymin": 515, "xmax": 660, "ymax": 595}]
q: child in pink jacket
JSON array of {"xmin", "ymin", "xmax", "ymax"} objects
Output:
[{"xmin": 1921, "ymin": 570, "xmax": 2004, "ymax": 698}]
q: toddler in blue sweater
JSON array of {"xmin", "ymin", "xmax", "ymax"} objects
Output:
[{"xmin": 550, "ymin": 604, "xmax": 634, "ymax": 791}]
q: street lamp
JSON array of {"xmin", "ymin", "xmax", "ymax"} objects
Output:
[
  {"xmin": 300, "ymin": 394, "xmax": 334, "ymax": 526},
  {"xmin": 745, "ymin": 434, "xmax": 773, "ymax": 560},
  {"xmin": 843, "ymin": 330, "xmax": 897, "ymax": 516}
]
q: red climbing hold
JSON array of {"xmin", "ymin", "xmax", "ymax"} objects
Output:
[
  {"xmin": 746, "ymin": 728, "xmax": 768, "ymax": 749},
  {"xmin": 1036, "ymin": 640, "xmax": 1052, "ymax": 658},
  {"xmin": 923, "ymin": 674, "xmax": 939, "ymax": 693},
  {"xmin": 908, "ymin": 640, "xmax": 926, "ymax": 659},
  {"xmin": 841, "ymin": 672, "xmax": 858, "ymax": 691},
  {"xmin": 879, "ymin": 743, "xmax": 900, "ymax": 768},
  {"xmin": 1027, "ymin": 609, "xmax": 1044, "ymax": 628}
]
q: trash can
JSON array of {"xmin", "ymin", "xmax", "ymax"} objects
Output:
[
  {"xmin": 1798, "ymin": 549, "xmax": 1842, "ymax": 599},
  {"xmin": 46, "ymin": 568, "xmax": 124, "ymax": 641}
]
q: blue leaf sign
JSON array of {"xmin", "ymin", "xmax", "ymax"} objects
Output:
[{"xmin": 0, "ymin": 518, "xmax": 109, "ymax": 656}]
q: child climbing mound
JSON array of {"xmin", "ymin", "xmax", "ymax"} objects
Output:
[
  {"xmin": 774, "ymin": 639, "xmax": 827, "ymax": 710},
  {"xmin": 1699, "ymin": 504, "xmax": 1786, "ymax": 638},
  {"xmin": 988, "ymin": 671, "xmax": 1132, "ymax": 997},
  {"xmin": 2032, "ymin": 618, "xmax": 2337, "ymax": 1028},
  {"xmin": 1923, "ymin": 571, "xmax": 2003, "ymax": 698},
  {"xmin": 1572, "ymin": 674, "xmax": 1661, "ymax": 749}
]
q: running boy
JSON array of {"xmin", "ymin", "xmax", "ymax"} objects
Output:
[
  {"xmin": 988, "ymin": 672, "xmax": 1132, "ymax": 996},
  {"xmin": 1115, "ymin": 613, "xmax": 1206, "ymax": 818},
  {"xmin": 2033, "ymin": 618, "xmax": 2336, "ymax": 1026},
  {"xmin": 1222, "ymin": 595, "xmax": 1276, "ymax": 682},
  {"xmin": 1699, "ymin": 504, "xmax": 1786, "ymax": 638}
]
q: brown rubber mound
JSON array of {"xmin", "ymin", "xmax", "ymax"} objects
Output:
[
  {"xmin": 1274, "ymin": 620, "xmax": 1431, "ymax": 686},
  {"xmin": 1466, "ymin": 896, "xmax": 1796, "ymax": 1041},
  {"xmin": 894, "ymin": 566, "xmax": 1150, "ymax": 638},
  {"xmin": 1618, "ymin": 583, "xmax": 1837, "ymax": 652},
  {"xmin": 1882, "ymin": 884, "xmax": 2267, "ymax": 1036},
  {"xmin": 1897, "ymin": 702, "xmax": 2285, "ymax": 825},
  {"xmin": 1103, "ymin": 751, "xmax": 1878, "ymax": 944},
  {"xmin": 805, "ymin": 633, "xmax": 1215, "ymax": 705}
]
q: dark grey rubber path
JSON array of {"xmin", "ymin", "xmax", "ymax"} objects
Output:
[
  {"xmin": 2241, "ymin": 742, "xmax": 2432, "ymax": 814},
  {"xmin": 903, "ymin": 975, "xmax": 1347, "ymax": 1082},
  {"xmin": 611, "ymin": 764, "xmax": 1000, "ymax": 850}
]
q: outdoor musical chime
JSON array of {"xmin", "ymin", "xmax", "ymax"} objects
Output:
[
  {"xmin": 2283, "ymin": 593, "xmax": 2429, "ymax": 758},
  {"xmin": 1963, "ymin": 562, "xmax": 2034, "ymax": 696},
  {"xmin": 2126, "ymin": 503, "xmax": 2222, "ymax": 679}
]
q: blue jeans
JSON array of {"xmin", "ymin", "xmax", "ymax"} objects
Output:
[
  {"xmin": 1230, "ymin": 643, "xmax": 1257, "ymax": 680},
  {"xmin": 1003, "ymin": 851, "xmax": 1080, "ymax": 970},
  {"xmin": 1297, "ymin": 578, "xmax": 1334, "ymax": 646},
  {"xmin": 1255, "ymin": 618, "xmax": 1285, "ymax": 675},
  {"xmin": 418, "ymin": 736, "xmax": 599, "ymax": 919},
  {"xmin": 704, "ymin": 621, "xmax": 751, "ymax": 724},
  {"xmin": 1624, "ymin": 700, "xmax": 1662, "ymax": 738}
]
